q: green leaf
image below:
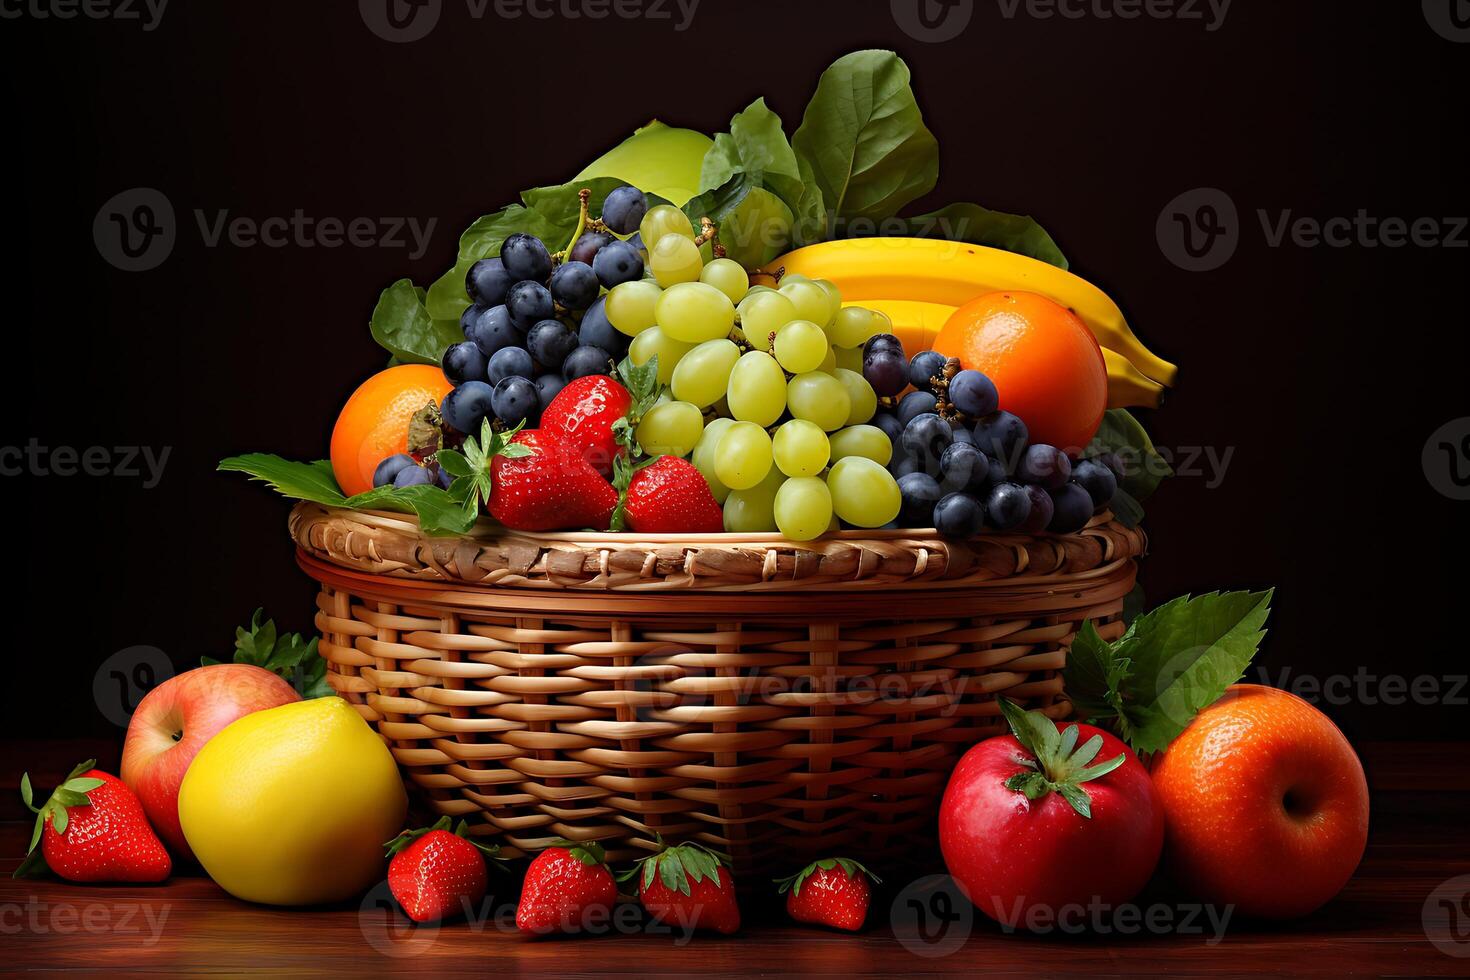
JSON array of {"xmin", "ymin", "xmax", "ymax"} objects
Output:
[
  {"xmin": 792, "ymin": 50, "xmax": 939, "ymax": 226},
  {"xmin": 997, "ymin": 696, "xmax": 1060, "ymax": 762},
  {"xmin": 1055, "ymin": 783, "xmax": 1093, "ymax": 819},
  {"xmin": 217, "ymin": 456, "xmax": 346, "ymax": 507},
  {"xmin": 574, "ymin": 120, "xmax": 714, "ymax": 206},
  {"xmin": 1073, "ymin": 753, "xmax": 1126, "ymax": 784},
  {"xmin": 19, "ymin": 773, "xmax": 32, "ymax": 809},
  {"xmin": 13, "ymin": 846, "xmax": 48, "ymax": 879},
  {"xmin": 60, "ymin": 778, "xmax": 104, "ymax": 794},
  {"xmin": 199, "ymin": 655, "xmax": 222, "ymax": 667},
  {"xmin": 369, "ymin": 278, "xmax": 462, "ymax": 366},
  {"xmin": 896, "ymin": 202, "xmax": 1068, "ymax": 270},
  {"xmin": 426, "ymin": 258, "xmax": 476, "ymax": 323},
  {"xmin": 1088, "ymin": 409, "xmax": 1172, "ymax": 504},
  {"xmin": 1062, "ymin": 621, "xmax": 1123, "ymax": 718}
]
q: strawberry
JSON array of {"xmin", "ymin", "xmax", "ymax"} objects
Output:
[
  {"xmin": 516, "ymin": 840, "xmax": 619, "ymax": 935},
  {"xmin": 612, "ymin": 455, "xmax": 724, "ymax": 533},
  {"xmin": 16, "ymin": 760, "xmax": 171, "ymax": 883},
  {"xmin": 539, "ymin": 374, "xmax": 632, "ymax": 479},
  {"xmin": 776, "ymin": 857, "xmax": 880, "ymax": 932},
  {"xmin": 624, "ymin": 838, "xmax": 740, "ymax": 935},
  {"xmin": 385, "ymin": 816, "xmax": 502, "ymax": 924},
  {"xmin": 487, "ymin": 429, "xmax": 617, "ymax": 531}
]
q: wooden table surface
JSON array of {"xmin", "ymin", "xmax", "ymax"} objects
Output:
[{"xmin": 3, "ymin": 740, "xmax": 1468, "ymax": 977}]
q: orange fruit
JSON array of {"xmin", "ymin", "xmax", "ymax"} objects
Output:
[
  {"xmin": 329, "ymin": 365, "xmax": 453, "ymax": 496},
  {"xmin": 933, "ymin": 291, "xmax": 1107, "ymax": 453},
  {"xmin": 1151, "ymin": 685, "xmax": 1370, "ymax": 919}
]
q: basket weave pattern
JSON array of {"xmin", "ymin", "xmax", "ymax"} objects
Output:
[{"xmin": 293, "ymin": 503, "xmax": 1146, "ymax": 877}]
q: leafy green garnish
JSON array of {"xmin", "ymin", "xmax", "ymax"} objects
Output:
[
  {"xmin": 1085, "ymin": 408, "xmax": 1173, "ymax": 527},
  {"xmin": 896, "ymin": 202, "xmax": 1068, "ymax": 270},
  {"xmin": 203, "ymin": 608, "xmax": 332, "ymax": 699},
  {"xmin": 1063, "ymin": 590, "xmax": 1274, "ymax": 754},
  {"xmin": 369, "ymin": 279, "xmax": 463, "ymax": 367},
  {"xmin": 775, "ymin": 857, "xmax": 880, "ymax": 897},
  {"xmin": 436, "ymin": 418, "xmax": 533, "ymax": 527}
]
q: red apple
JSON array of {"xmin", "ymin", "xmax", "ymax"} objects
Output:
[{"xmin": 121, "ymin": 663, "xmax": 300, "ymax": 860}]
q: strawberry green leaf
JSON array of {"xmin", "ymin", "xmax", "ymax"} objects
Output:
[
  {"xmin": 13, "ymin": 846, "xmax": 48, "ymax": 879},
  {"xmin": 1055, "ymin": 784, "xmax": 1092, "ymax": 819},
  {"xmin": 775, "ymin": 856, "xmax": 879, "ymax": 897},
  {"xmin": 19, "ymin": 773, "xmax": 32, "ymax": 810},
  {"xmin": 60, "ymin": 778, "xmax": 104, "ymax": 795},
  {"xmin": 64, "ymin": 760, "xmax": 97, "ymax": 781}
]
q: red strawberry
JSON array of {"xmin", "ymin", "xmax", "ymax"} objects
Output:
[
  {"xmin": 16, "ymin": 761, "xmax": 171, "ymax": 883},
  {"xmin": 516, "ymin": 840, "xmax": 619, "ymax": 935},
  {"xmin": 540, "ymin": 375, "xmax": 632, "ymax": 479},
  {"xmin": 486, "ymin": 430, "xmax": 617, "ymax": 531},
  {"xmin": 613, "ymin": 456, "xmax": 724, "ymax": 533},
  {"xmin": 776, "ymin": 857, "xmax": 880, "ymax": 932},
  {"xmin": 385, "ymin": 817, "xmax": 502, "ymax": 924},
  {"xmin": 625, "ymin": 838, "xmax": 740, "ymax": 935}
]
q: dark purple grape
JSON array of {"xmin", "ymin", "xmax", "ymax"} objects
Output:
[
  {"xmin": 578, "ymin": 296, "xmax": 630, "ymax": 359},
  {"xmin": 506, "ymin": 281, "xmax": 554, "ymax": 331},
  {"xmin": 1073, "ymin": 459, "xmax": 1119, "ymax": 507},
  {"xmin": 601, "ymin": 186, "xmax": 649, "ymax": 235},
  {"xmin": 890, "ymin": 455, "xmax": 923, "ymax": 479},
  {"xmin": 1019, "ymin": 484, "xmax": 1054, "ymax": 533},
  {"xmin": 934, "ymin": 492, "xmax": 984, "ymax": 538},
  {"xmin": 569, "ymin": 230, "xmax": 614, "ymax": 265},
  {"xmin": 441, "ymin": 340, "xmax": 488, "ymax": 386},
  {"xmin": 562, "ymin": 345, "xmax": 613, "ymax": 381},
  {"xmin": 1018, "ymin": 444, "xmax": 1073, "ymax": 489},
  {"xmin": 1096, "ymin": 451, "xmax": 1126, "ymax": 482},
  {"xmin": 465, "ymin": 305, "xmax": 523, "ymax": 357},
  {"xmin": 909, "ymin": 350, "xmax": 947, "ymax": 394},
  {"xmin": 863, "ymin": 333, "xmax": 904, "ymax": 358},
  {"xmin": 500, "ymin": 233, "xmax": 552, "ymax": 283},
  {"xmin": 973, "ymin": 411, "xmax": 1029, "ymax": 469},
  {"xmin": 373, "ymin": 453, "xmax": 416, "ymax": 488},
  {"xmin": 441, "ymin": 381, "xmax": 494, "ymax": 435},
  {"xmin": 897, "ymin": 472, "xmax": 943, "ymax": 528},
  {"xmin": 492, "ymin": 376, "xmax": 539, "ymax": 427},
  {"xmin": 535, "ymin": 373, "xmax": 565, "ymax": 412},
  {"xmin": 466, "ymin": 258, "xmax": 512, "ymax": 307},
  {"xmin": 393, "ymin": 465, "xmax": 433, "ymax": 488},
  {"xmin": 862, "ymin": 350, "xmax": 907, "ymax": 398},
  {"xmin": 487, "ymin": 346, "xmax": 534, "ymax": 386},
  {"xmin": 592, "ymin": 240, "xmax": 644, "ymax": 289},
  {"xmin": 1048, "ymin": 483, "xmax": 1094, "ymax": 534},
  {"xmin": 460, "ymin": 303, "xmax": 487, "ymax": 338},
  {"xmin": 526, "ymin": 319, "xmax": 578, "ymax": 369},
  {"xmin": 951, "ymin": 427, "xmax": 975, "ymax": 446},
  {"xmin": 549, "ymin": 261, "xmax": 600, "ymax": 311},
  {"xmin": 949, "ymin": 369, "xmax": 999, "ymax": 417},
  {"xmin": 897, "ymin": 391, "xmax": 938, "ymax": 427},
  {"xmin": 986, "ymin": 482, "xmax": 1032, "ymax": 530},
  {"xmin": 903, "ymin": 413, "xmax": 954, "ymax": 467},
  {"xmin": 939, "ymin": 441, "xmax": 988, "ymax": 494}
]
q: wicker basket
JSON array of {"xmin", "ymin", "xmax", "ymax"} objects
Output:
[{"xmin": 291, "ymin": 501, "xmax": 1146, "ymax": 878}]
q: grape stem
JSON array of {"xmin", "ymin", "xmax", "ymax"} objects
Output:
[
  {"xmin": 555, "ymin": 188, "xmax": 593, "ymax": 264},
  {"xmin": 694, "ymin": 217, "xmax": 726, "ymax": 259}
]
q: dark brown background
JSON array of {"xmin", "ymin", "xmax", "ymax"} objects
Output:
[{"xmin": 4, "ymin": 1, "xmax": 1466, "ymax": 740}]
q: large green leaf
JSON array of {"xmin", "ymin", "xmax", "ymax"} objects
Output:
[
  {"xmin": 901, "ymin": 202, "xmax": 1068, "ymax": 270},
  {"xmin": 574, "ymin": 120, "xmax": 714, "ymax": 206},
  {"xmin": 792, "ymin": 50, "xmax": 938, "ymax": 226},
  {"xmin": 369, "ymin": 279, "xmax": 461, "ymax": 366},
  {"xmin": 1088, "ymin": 409, "xmax": 1173, "ymax": 501}
]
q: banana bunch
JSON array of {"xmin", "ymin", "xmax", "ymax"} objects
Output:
[{"xmin": 762, "ymin": 239, "xmax": 1175, "ymax": 409}]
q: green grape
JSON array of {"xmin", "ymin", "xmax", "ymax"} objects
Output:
[
  {"xmin": 723, "ymin": 468, "xmax": 785, "ymax": 533},
  {"xmin": 787, "ymin": 372, "xmax": 851, "ymax": 432},
  {"xmin": 650, "ymin": 233, "xmax": 704, "ymax": 287},
  {"xmin": 656, "ymin": 281, "xmax": 735, "ymax": 343},
  {"xmin": 772, "ymin": 419, "xmax": 831, "ymax": 478},
  {"xmin": 813, "ymin": 278, "xmax": 844, "ymax": 314},
  {"xmin": 737, "ymin": 291, "xmax": 798, "ymax": 352},
  {"xmin": 829, "ymin": 424, "xmax": 892, "ymax": 466},
  {"xmin": 671, "ymin": 338, "xmax": 740, "ymax": 408},
  {"xmin": 834, "ymin": 345, "xmax": 864, "ymax": 373},
  {"xmin": 773, "ymin": 476, "xmax": 833, "ymax": 541},
  {"xmin": 772, "ymin": 320, "xmax": 828, "ymax": 374},
  {"xmin": 831, "ymin": 306, "xmax": 879, "ymax": 348},
  {"xmin": 714, "ymin": 420, "xmax": 773, "ymax": 490},
  {"xmin": 780, "ymin": 279, "xmax": 836, "ymax": 327},
  {"xmin": 779, "ymin": 273, "xmax": 809, "ymax": 285},
  {"xmin": 726, "ymin": 351, "xmax": 787, "ymax": 426},
  {"xmin": 818, "ymin": 345, "xmax": 838, "ymax": 375},
  {"xmin": 871, "ymin": 309, "xmax": 893, "ymax": 335},
  {"xmin": 827, "ymin": 456, "xmax": 902, "ymax": 528},
  {"xmin": 692, "ymin": 417, "xmax": 735, "ymax": 504},
  {"xmin": 640, "ymin": 204, "xmax": 695, "ymax": 248},
  {"xmin": 743, "ymin": 284, "xmax": 777, "ymax": 299},
  {"xmin": 629, "ymin": 327, "xmax": 694, "ymax": 384},
  {"xmin": 699, "ymin": 258, "xmax": 750, "ymax": 305},
  {"xmin": 835, "ymin": 368, "xmax": 877, "ymax": 424},
  {"xmin": 605, "ymin": 280, "xmax": 662, "ymax": 336},
  {"xmin": 636, "ymin": 400, "xmax": 704, "ymax": 457}
]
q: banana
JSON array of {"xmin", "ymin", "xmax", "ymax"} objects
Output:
[
  {"xmin": 767, "ymin": 239, "xmax": 1177, "ymax": 387},
  {"xmin": 846, "ymin": 297, "xmax": 1164, "ymax": 410}
]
